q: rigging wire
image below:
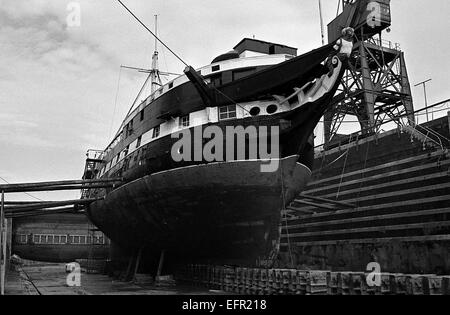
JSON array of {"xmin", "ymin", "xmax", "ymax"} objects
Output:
[
  {"xmin": 356, "ymin": 140, "xmax": 371, "ymax": 207},
  {"xmin": 109, "ymin": 66, "xmax": 123, "ymax": 140},
  {"xmin": 335, "ymin": 134, "xmax": 354, "ymax": 199},
  {"xmin": 116, "ymin": 0, "xmax": 251, "ymax": 116},
  {"xmin": 279, "ymin": 164, "xmax": 295, "ymax": 269},
  {"xmin": 336, "ymin": 0, "xmax": 341, "ymax": 17},
  {"xmin": 0, "ymin": 176, "xmax": 44, "ymax": 202},
  {"xmin": 116, "ymin": 0, "xmax": 189, "ymax": 68}
]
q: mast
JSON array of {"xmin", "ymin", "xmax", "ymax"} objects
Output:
[
  {"xmin": 318, "ymin": 0, "xmax": 325, "ymax": 45},
  {"xmin": 151, "ymin": 15, "xmax": 162, "ymax": 94}
]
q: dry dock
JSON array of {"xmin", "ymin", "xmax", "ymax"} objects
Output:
[{"xmin": 4, "ymin": 263, "xmax": 225, "ymax": 296}]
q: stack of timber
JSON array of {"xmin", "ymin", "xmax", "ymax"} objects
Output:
[
  {"xmin": 175, "ymin": 264, "xmax": 450, "ymax": 295},
  {"xmin": 279, "ymin": 114, "xmax": 450, "ymax": 274}
]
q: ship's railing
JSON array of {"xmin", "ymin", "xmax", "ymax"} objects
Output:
[
  {"xmin": 368, "ymin": 37, "xmax": 401, "ymax": 51},
  {"xmin": 86, "ymin": 149, "xmax": 105, "ymax": 161}
]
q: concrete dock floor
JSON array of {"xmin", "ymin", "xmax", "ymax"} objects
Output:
[{"xmin": 5, "ymin": 263, "xmax": 224, "ymax": 295}]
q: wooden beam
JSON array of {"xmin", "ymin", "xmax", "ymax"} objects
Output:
[
  {"xmin": 3, "ymin": 201, "xmax": 46, "ymax": 205},
  {"xmin": 281, "ymin": 221, "xmax": 450, "ymax": 239},
  {"xmin": 280, "ymin": 234, "xmax": 450, "ymax": 247},
  {"xmin": 5, "ymin": 198, "xmax": 100, "ymax": 212},
  {"xmin": 0, "ymin": 190, "xmax": 5, "ymax": 295},
  {"xmin": 287, "ymin": 206, "xmax": 317, "ymax": 214},
  {"xmin": 291, "ymin": 199, "xmax": 338, "ymax": 211},
  {"xmin": 299, "ymin": 194, "xmax": 356, "ymax": 208},
  {"xmin": 156, "ymin": 250, "xmax": 166, "ymax": 278},
  {"xmin": 3, "ymin": 183, "xmax": 118, "ymax": 193},
  {"xmin": 0, "ymin": 178, "xmax": 123, "ymax": 191},
  {"xmin": 6, "ymin": 206, "xmax": 81, "ymax": 219},
  {"xmin": 288, "ymin": 195, "xmax": 450, "ymax": 222},
  {"xmin": 284, "ymin": 207, "xmax": 450, "ymax": 231}
]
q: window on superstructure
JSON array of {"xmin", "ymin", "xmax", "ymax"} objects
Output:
[
  {"xmin": 126, "ymin": 120, "xmax": 134, "ymax": 138},
  {"xmin": 269, "ymin": 45, "xmax": 276, "ymax": 55},
  {"xmin": 136, "ymin": 136, "xmax": 142, "ymax": 149},
  {"xmin": 153, "ymin": 126, "xmax": 160, "ymax": 139},
  {"xmin": 169, "ymin": 82, "xmax": 174, "ymax": 89},
  {"xmin": 212, "ymin": 65, "xmax": 220, "ymax": 72},
  {"xmin": 140, "ymin": 110, "xmax": 145, "ymax": 121},
  {"xmin": 33, "ymin": 235, "xmax": 40, "ymax": 244},
  {"xmin": 61, "ymin": 236, "xmax": 67, "ymax": 244},
  {"xmin": 180, "ymin": 115, "xmax": 190, "ymax": 128},
  {"xmin": 210, "ymin": 74, "xmax": 222, "ymax": 87},
  {"xmin": 219, "ymin": 105, "xmax": 237, "ymax": 121}
]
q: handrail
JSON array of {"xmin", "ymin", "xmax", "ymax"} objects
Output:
[
  {"xmin": 402, "ymin": 118, "xmax": 450, "ymax": 152},
  {"xmin": 316, "ymin": 99, "xmax": 450, "ymax": 150}
]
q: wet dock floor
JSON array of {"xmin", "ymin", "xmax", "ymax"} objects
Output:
[{"xmin": 5, "ymin": 263, "xmax": 225, "ymax": 295}]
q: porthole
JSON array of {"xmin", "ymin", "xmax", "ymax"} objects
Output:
[
  {"xmin": 266, "ymin": 105, "xmax": 278, "ymax": 115},
  {"xmin": 249, "ymin": 107, "xmax": 261, "ymax": 116}
]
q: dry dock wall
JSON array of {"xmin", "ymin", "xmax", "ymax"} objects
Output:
[{"xmin": 279, "ymin": 115, "xmax": 450, "ymax": 274}]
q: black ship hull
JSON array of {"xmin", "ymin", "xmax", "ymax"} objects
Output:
[{"xmin": 89, "ymin": 156, "xmax": 310, "ymax": 266}]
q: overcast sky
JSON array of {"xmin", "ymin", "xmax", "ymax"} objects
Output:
[{"xmin": 0, "ymin": 0, "xmax": 449, "ymax": 201}]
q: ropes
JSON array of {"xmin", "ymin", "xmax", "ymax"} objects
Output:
[
  {"xmin": 109, "ymin": 66, "xmax": 122, "ymax": 140},
  {"xmin": 335, "ymin": 134, "xmax": 355, "ymax": 199},
  {"xmin": 117, "ymin": 0, "xmax": 189, "ymax": 68},
  {"xmin": 356, "ymin": 140, "xmax": 371, "ymax": 206},
  {"xmin": 279, "ymin": 164, "xmax": 294, "ymax": 269}
]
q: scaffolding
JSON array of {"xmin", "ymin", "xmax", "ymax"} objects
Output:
[{"xmin": 324, "ymin": 0, "xmax": 415, "ymax": 145}]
